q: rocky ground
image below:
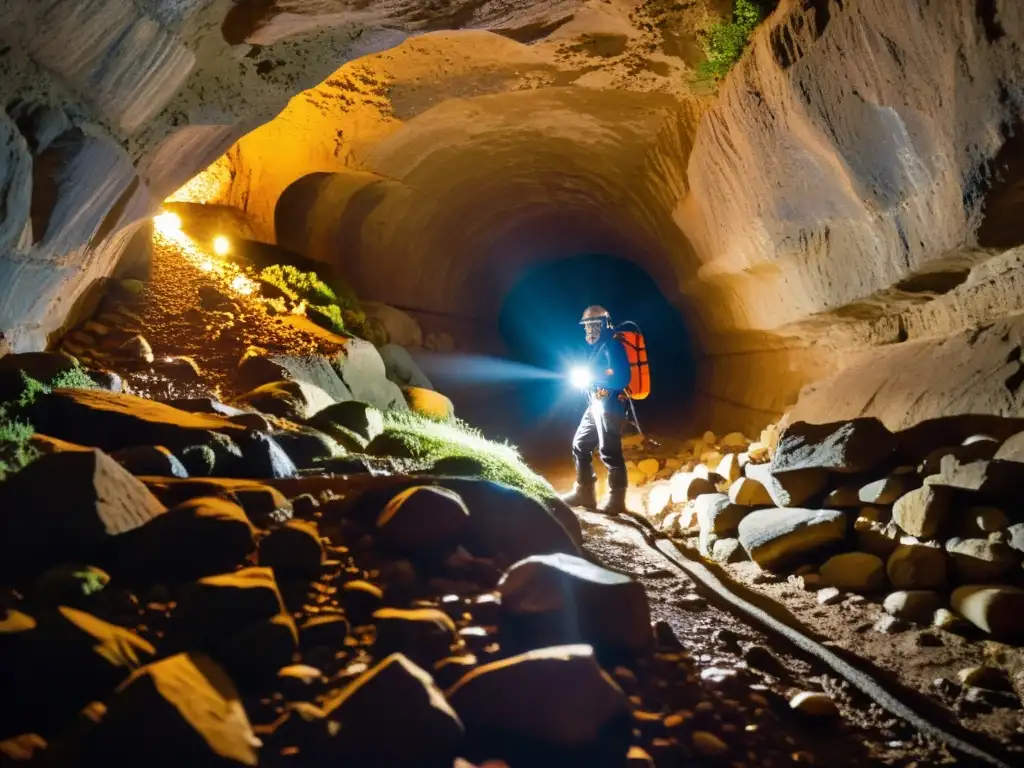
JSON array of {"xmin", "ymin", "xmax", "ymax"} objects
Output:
[
  {"xmin": 1, "ymin": 225, "xmax": 1021, "ymax": 767},
  {"xmin": 624, "ymin": 419, "xmax": 1024, "ymax": 760}
]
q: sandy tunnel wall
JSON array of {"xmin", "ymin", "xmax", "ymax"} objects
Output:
[{"xmin": 4, "ymin": 0, "xmax": 1024, "ymax": 442}]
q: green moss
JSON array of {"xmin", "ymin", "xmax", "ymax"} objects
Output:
[
  {"xmin": 0, "ymin": 364, "xmax": 97, "ymax": 481},
  {"xmin": 307, "ymin": 304, "xmax": 347, "ymax": 335},
  {"xmin": 697, "ymin": 0, "xmax": 775, "ymax": 82},
  {"xmin": 364, "ymin": 410, "xmax": 555, "ymax": 503},
  {"xmin": 50, "ymin": 367, "xmax": 98, "ymax": 390},
  {"xmin": 260, "ymin": 265, "xmax": 338, "ymax": 307}
]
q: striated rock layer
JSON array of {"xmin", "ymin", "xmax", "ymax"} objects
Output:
[{"xmin": 3, "ymin": 0, "xmax": 1024, "ymax": 437}]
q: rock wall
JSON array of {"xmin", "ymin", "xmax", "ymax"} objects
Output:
[{"xmin": 3, "ymin": 0, "xmax": 1024, "ymax": 440}]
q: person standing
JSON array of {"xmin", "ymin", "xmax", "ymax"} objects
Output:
[{"xmin": 561, "ymin": 305, "xmax": 631, "ymax": 514}]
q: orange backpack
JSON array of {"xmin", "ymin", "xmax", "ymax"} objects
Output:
[{"xmin": 613, "ymin": 322, "xmax": 650, "ymax": 400}]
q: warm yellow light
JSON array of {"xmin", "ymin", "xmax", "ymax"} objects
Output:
[
  {"xmin": 213, "ymin": 236, "xmax": 230, "ymax": 256},
  {"xmin": 292, "ymin": 300, "xmax": 307, "ymax": 316},
  {"xmin": 198, "ymin": 258, "xmax": 214, "ymax": 272},
  {"xmin": 230, "ymin": 275, "xmax": 256, "ymax": 295},
  {"xmin": 153, "ymin": 211, "xmax": 182, "ymax": 234}
]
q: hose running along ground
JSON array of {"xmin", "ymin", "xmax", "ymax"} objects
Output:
[{"xmin": 590, "ymin": 507, "xmax": 1014, "ymax": 768}]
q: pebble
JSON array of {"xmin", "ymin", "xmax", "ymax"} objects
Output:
[
  {"xmin": 816, "ymin": 587, "xmax": 843, "ymax": 605},
  {"xmin": 692, "ymin": 730, "xmax": 729, "ymax": 756},
  {"xmin": 957, "ymin": 666, "xmax": 1012, "ymax": 691},
  {"xmin": 873, "ymin": 615, "xmax": 908, "ymax": 634},
  {"xmin": 789, "ymin": 691, "xmax": 839, "ymax": 717}
]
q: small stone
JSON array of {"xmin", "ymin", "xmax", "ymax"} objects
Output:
[
  {"xmin": 711, "ymin": 537, "xmax": 746, "ymax": 563},
  {"xmin": 823, "ymin": 485, "xmax": 862, "ymax": 509},
  {"xmin": 962, "ymin": 686, "xmax": 1022, "ymax": 711},
  {"xmin": 789, "ymin": 691, "xmax": 839, "ymax": 717},
  {"xmin": 816, "ymin": 587, "xmax": 843, "ymax": 605},
  {"xmin": 958, "ymin": 666, "xmax": 1012, "ymax": 691},
  {"xmin": 341, "ymin": 580, "xmax": 383, "ymax": 625},
  {"xmin": 886, "ymin": 544, "xmax": 946, "ymax": 589},
  {"xmin": 951, "ymin": 585, "xmax": 1024, "ymax": 641},
  {"xmin": 692, "ymin": 730, "xmax": 728, "ymax": 756},
  {"xmin": 716, "ymin": 452, "xmax": 742, "ymax": 484},
  {"xmin": 744, "ymin": 645, "xmax": 785, "ymax": 674},
  {"xmin": 644, "ymin": 481, "xmax": 674, "ymax": 520},
  {"xmin": 728, "ymin": 476, "xmax": 772, "ymax": 506},
  {"xmin": 676, "ymin": 594, "xmax": 708, "ymax": 611},
  {"xmin": 819, "ymin": 552, "xmax": 887, "ymax": 592},
  {"xmin": 858, "ymin": 469, "xmax": 919, "ymax": 505},
  {"xmin": 372, "ymin": 607, "xmax": 459, "ymax": 667},
  {"xmin": 258, "ymin": 520, "xmax": 324, "ymax": 578},
  {"xmin": 883, "ymin": 590, "xmax": 944, "ymax": 623},
  {"xmin": 116, "ymin": 335, "xmax": 154, "ymax": 363},
  {"xmin": 874, "ymin": 615, "xmax": 908, "ymax": 634},
  {"xmin": 626, "ymin": 745, "xmax": 655, "ymax": 766},
  {"xmin": 945, "ymin": 538, "xmax": 1017, "ymax": 583},
  {"xmin": 638, "ymin": 457, "xmax": 660, "ymax": 477},
  {"xmin": 932, "ymin": 608, "xmax": 968, "ymax": 632},
  {"xmin": 893, "ymin": 485, "xmax": 953, "ymax": 538},
  {"xmin": 968, "ymin": 506, "xmax": 1010, "ymax": 535},
  {"xmin": 703, "ymin": 431, "xmax": 716, "ymax": 445}
]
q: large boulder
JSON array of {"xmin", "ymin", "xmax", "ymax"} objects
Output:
[
  {"xmin": 886, "ymin": 543, "xmax": 947, "ymax": 589},
  {"xmin": 372, "ymin": 608, "xmax": 460, "ymax": 668},
  {"xmin": 331, "ymin": 337, "xmax": 407, "ymax": 411},
  {"xmin": 306, "ymin": 400, "xmax": 383, "ymax": 446},
  {"xmin": 404, "ymin": 386, "xmax": 454, "ymax": 420},
  {"xmin": 176, "ymin": 567, "xmax": 286, "ymax": 648},
  {"xmin": 770, "ymin": 418, "xmax": 896, "ymax": 475},
  {"xmin": 2, "ymin": 606, "xmax": 155, "ymax": 739},
  {"xmin": 79, "ymin": 654, "xmax": 260, "ymax": 766},
  {"xmin": 379, "ymin": 343, "xmax": 434, "ymax": 390},
  {"xmin": 361, "ymin": 303, "xmax": 423, "ymax": 348},
  {"xmin": 322, "ymin": 654, "xmax": 462, "ymax": 765},
  {"xmin": 744, "ymin": 463, "xmax": 827, "ymax": 508},
  {"xmin": 951, "ymin": 585, "xmax": 1024, "ymax": 642},
  {"xmin": 112, "ymin": 496, "xmax": 255, "ymax": 580},
  {"xmin": 497, "ymin": 553, "xmax": 652, "ymax": 655},
  {"xmin": 737, "ymin": 508, "xmax": 846, "ymax": 569},
  {"xmin": 236, "ymin": 346, "xmax": 351, "ymax": 415},
  {"xmin": 138, "ymin": 477, "xmax": 293, "ymax": 527},
  {"xmin": 343, "ymin": 477, "xmax": 580, "ymax": 561},
  {"xmin": 109, "ymin": 445, "xmax": 189, "ymax": 478},
  {"xmin": 258, "ymin": 519, "xmax": 324, "ymax": 578},
  {"xmin": 27, "ymin": 388, "xmax": 246, "ymax": 455},
  {"xmin": 858, "ymin": 469, "xmax": 919, "ymax": 505},
  {"xmin": 819, "ymin": 552, "xmax": 886, "ymax": 592},
  {"xmin": 375, "ymin": 485, "xmax": 470, "ymax": 556},
  {"xmin": 924, "ymin": 455, "xmax": 1024, "ymax": 504},
  {"xmin": 445, "ymin": 644, "xmax": 630, "ymax": 766},
  {"xmin": 892, "ymin": 485, "xmax": 953, "ymax": 538},
  {"xmin": 0, "ymin": 449, "xmax": 167, "ymax": 576},
  {"xmin": 945, "ymin": 538, "xmax": 1018, "ymax": 583}
]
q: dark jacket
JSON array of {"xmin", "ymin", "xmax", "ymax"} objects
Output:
[{"xmin": 588, "ymin": 329, "xmax": 632, "ymax": 397}]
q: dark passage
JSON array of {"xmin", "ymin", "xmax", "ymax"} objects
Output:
[{"xmin": 424, "ymin": 254, "xmax": 699, "ymax": 471}]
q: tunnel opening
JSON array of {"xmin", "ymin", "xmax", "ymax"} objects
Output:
[{"xmin": 423, "ymin": 253, "xmax": 698, "ymax": 471}]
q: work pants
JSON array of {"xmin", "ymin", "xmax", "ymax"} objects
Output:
[{"xmin": 572, "ymin": 395, "xmax": 627, "ymax": 490}]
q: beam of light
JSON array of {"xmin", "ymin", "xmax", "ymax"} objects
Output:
[
  {"xmin": 212, "ymin": 235, "xmax": 231, "ymax": 256},
  {"xmin": 153, "ymin": 211, "xmax": 182, "ymax": 235},
  {"xmin": 569, "ymin": 365, "xmax": 592, "ymax": 390},
  {"xmin": 414, "ymin": 352, "xmax": 562, "ymax": 385}
]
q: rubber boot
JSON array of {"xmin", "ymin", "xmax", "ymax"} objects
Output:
[
  {"xmin": 598, "ymin": 467, "xmax": 628, "ymax": 515},
  {"xmin": 561, "ymin": 481, "xmax": 597, "ymax": 509}
]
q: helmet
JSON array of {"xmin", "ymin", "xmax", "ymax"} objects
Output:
[{"xmin": 580, "ymin": 305, "xmax": 611, "ymax": 325}]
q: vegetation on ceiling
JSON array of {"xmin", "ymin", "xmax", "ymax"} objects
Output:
[{"xmin": 698, "ymin": 0, "xmax": 778, "ymax": 82}]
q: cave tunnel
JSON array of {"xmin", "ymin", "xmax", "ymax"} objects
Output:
[{"xmin": 416, "ymin": 253, "xmax": 699, "ymax": 469}]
